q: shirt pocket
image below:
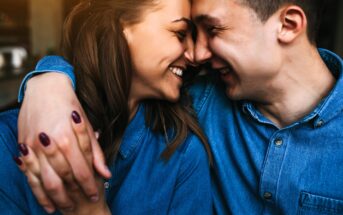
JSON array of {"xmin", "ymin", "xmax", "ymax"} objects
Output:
[{"xmin": 297, "ymin": 191, "xmax": 343, "ymax": 215}]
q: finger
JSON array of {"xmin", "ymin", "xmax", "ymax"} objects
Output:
[
  {"xmin": 13, "ymin": 156, "xmax": 56, "ymax": 214},
  {"xmin": 90, "ymin": 134, "xmax": 112, "ymax": 179},
  {"xmin": 18, "ymin": 143, "xmax": 40, "ymax": 175},
  {"xmin": 71, "ymin": 111, "xmax": 93, "ymax": 167},
  {"xmin": 50, "ymin": 127, "xmax": 100, "ymax": 201},
  {"xmin": 27, "ymin": 170, "xmax": 57, "ymax": 214},
  {"xmin": 38, "ymin": 132, "xmax": 78, "ymax": 190},
  {"xmin": 39, "ymin": 154, "xmax": 75, "ymax": 211},
  {"xmin": 82, "ymin": 114, "xmax": 111, "ymax": 179}
]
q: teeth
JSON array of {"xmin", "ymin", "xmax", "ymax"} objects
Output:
[{"xmin": 169, "ymin": 67, "xmax": 183, "ymax": 77}]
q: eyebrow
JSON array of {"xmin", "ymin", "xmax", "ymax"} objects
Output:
[
  {"xmin": 194, "ymin": 14, "xmax": 221, "ymax": 25},
  {"xmin": 172, "ymin": 17, "xmax": 192, "ymax": 26}
]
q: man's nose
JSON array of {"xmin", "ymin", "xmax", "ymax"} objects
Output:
[
  {"xmin": 195, "ymin": 31, "xmax": 212, "ymax": 64},
  {"xmin": 184, "ymin": 33, "xmax": 195, "ymax": 65}
]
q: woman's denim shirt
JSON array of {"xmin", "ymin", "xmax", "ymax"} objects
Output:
[{"xmin": 0, "ymin": 105, "xmax": 212, "ymax": 214}]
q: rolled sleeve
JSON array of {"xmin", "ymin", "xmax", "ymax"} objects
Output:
[{"xmin": 18, "ymin": 56, "xmax": 76, "ymax": 102}]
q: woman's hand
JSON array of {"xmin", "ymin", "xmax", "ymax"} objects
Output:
[
  {"xmin": 17, "ymin": 73, "xmax": 111, "ymax": 210},
  {"xmin": 15, "ymin": 144, "xmax": 111, "ymax": 215}
]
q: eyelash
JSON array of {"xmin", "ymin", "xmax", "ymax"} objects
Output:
[
  {"xmin": 175, "ymin": 30, "xmax": 187, "ymax": 42},
  {"xmin": 206, "ymin": 25, "xmax": 226, "ymax": 37}
]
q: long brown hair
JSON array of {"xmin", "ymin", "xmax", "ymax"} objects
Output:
[{"xmin": 61, "ymin": 0, "xmax": 212, "ymax": 164}]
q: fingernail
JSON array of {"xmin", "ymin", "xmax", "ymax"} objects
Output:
[
  {"xmin": 13, "ymin": 156, "xmax": 22, "ymax": 165},
  {"xmin": 44, "ymin": 206, "xmax": 55, "ymax": 214},
  {"xmin": 105, "ymin": 167, "xmax": 112, "ymax": 178},
  {"xmin": 39, "ymin": 132, "xmax": 50, "ymax": 147},
  {"xmin": 71, "ymin": 111, "xmax": 81, "ymax": 124},
  {"xmin": 18, "ymin": 144, "xmax": 29, "ymax": 156},
  {"xmin": 90, "ymin": 194, "xmax": 99, "ymax": 202},
  {"xmin": 95, "ymin": 131, "xmax": 100, "ymax": 139}
]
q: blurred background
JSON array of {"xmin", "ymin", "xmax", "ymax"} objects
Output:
[{"xmin": 0, "ymin": 0, "xmax": 343, "ymax": 110}]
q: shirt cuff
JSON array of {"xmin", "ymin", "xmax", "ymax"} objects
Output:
[{"xmin": 17, "ymin": 56, "xmax": 76, "ymax": 103}]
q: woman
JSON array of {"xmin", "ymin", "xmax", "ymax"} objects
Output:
[{"xmin": 0, "ymin": 0, "xmax": 212, "ymax": 214}]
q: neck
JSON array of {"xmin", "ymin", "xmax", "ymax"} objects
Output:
[
  {"xmin": 256, "ymin": 46, "xmax": 336, "ymax": 128},
  {"xmin": 128, "ymin": 97, "xmax": 139, "ymax": 121}
]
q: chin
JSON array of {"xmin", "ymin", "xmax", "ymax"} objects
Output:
[
  {"xmin": 164, "ymin": 92, "xmax": 180, "ymax": 103},
  {"xmin": 167, "ymin": 95, "xmax": 180, "ymax": 103},
  {"xmin": 225, "ymin": 87, "xmax": 242, "ymax": 101}
]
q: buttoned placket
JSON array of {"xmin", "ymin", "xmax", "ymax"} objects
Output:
[{"xmin": 259, "ymin": 129, "xmax": 289, "ymax": 204}]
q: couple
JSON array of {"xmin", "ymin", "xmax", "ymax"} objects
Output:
[{"xmin": 2, "ymin": 0, "xmax": 343, "ymax": 214}]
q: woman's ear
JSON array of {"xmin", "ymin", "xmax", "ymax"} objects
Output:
[
  {"xmin": 122, "ymin": 27, "xmax": 130, "ymax": 41},
  {"xmin": 277, "ymin": 5, "xmax": 307, "ymax": 44},
  {"xmin": 121, "ymin": 19, "xmax": 133, "ymax": 43}
]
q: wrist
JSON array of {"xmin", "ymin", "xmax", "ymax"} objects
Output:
[
  {"xmin": 24, "ymin": 72, "xmax": 74, "ymax": 104},
  {"xmin": 27, "ymin": 72, "xmax": 72, "ymax": 91}
]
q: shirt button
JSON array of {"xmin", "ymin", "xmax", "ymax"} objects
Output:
[
  {"xmin": 274, "ymin": 138, "xmax": 283, "ymax": 146},
  {"xmin": 104, "ymin": 181, "xmax": 110, "ymax": 189},
  {"xmin": 263, "ymin": 192, "xmax": 272, "ymax": 200},
  {"xmin": 316, "ymin": 120, "xmax": 324, "ymax": 127}
]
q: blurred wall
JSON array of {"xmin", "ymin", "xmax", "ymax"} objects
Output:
[
  {"xmin": 29, "ymin": 0, "xmax": 63, "ymax": 56},
  {"xmin": 335, "ymin": 1, "xmax": 343, "ymax": 57}
]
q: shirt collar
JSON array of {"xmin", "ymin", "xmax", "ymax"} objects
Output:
[
  {"xmin": 242, "ymin": 48, "xmax": 343, "ymax": 128},
  {"xmin": 119, "ymin": 104, "xmax": 146, "ymax": 159},
  {"xmin": 313, "ymin": 48, "xmax": 343, "ymax": 127}
]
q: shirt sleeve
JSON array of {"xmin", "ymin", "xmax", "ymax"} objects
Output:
[
  {"xmin": 168, "ymin": 135, "xmax": 213, "ymax": 215},
  {"xmin": 17, "ymin": 56, "xmax": 76, "ymax": 103}
]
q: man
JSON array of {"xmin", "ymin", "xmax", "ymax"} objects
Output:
[
  {"xmin": 189, "ymin": 0, "xmax": 343, "ymax": 214},
  {"xmin": 13, "ymin": 0, "xmax": 343, "ymax": 214}
]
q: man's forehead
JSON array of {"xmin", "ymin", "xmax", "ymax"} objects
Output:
[{"xmin": 191, "ymin": 0, "xmax": 230, "ymax": 23}]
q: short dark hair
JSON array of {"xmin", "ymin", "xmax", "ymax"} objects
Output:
[{"xmin": 238, "ymin": 0, "xmax": 326, "ymax": 43}]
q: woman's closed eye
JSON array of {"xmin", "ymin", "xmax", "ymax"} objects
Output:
[{"xmin": 175, "ymin": 30, "xmax": 187, "ymax": 42}]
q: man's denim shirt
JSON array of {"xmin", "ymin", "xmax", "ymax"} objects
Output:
[
  {"xmin": 0, "ymin": 110, "xmax": 212, "ymax": 213},
  {"xmin": 14, "ymin": 49, "xmax": 343, "ymax": 214}
]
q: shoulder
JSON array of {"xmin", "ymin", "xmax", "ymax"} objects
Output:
[{"xmin": 0, "ymin": 108, "xmax": 19, "ymax": 127}]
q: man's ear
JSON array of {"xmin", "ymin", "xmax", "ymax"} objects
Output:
[{"xmin": 277, "ymin": 5, "xmax": 307, "ymax": 44}]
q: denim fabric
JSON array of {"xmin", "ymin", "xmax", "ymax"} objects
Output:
[
  {"xmin": 188, "ymin": 49, "xmax": 343, "ymax": 215},
  {"xmin": 16, "ymin": 49, "xmax": 343, "ymax": 215},
  {"xmin": 0, "ymin": 106, "xmax": 212, "ymax": 214}
]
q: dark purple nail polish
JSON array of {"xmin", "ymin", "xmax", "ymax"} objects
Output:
[
  {"xmin": 13, "ymin": 157, "xmax": 22, "ymax": 165},
  {"xmin": 18, "ymin": 144, "xmax": 29, "ymax": 156},
  {"xmin": 39, "ymin": 132, "xmax": 50, "ymax": 147},
  {"xmin": 71, "ymin": 111, "xmax": 81, "ymax": 124}
]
